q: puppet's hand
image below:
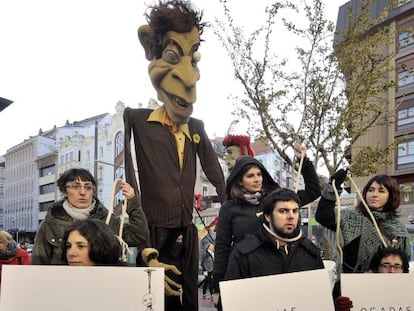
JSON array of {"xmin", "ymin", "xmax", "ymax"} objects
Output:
[{"xmin": 142, "ymin": 248, "xmax": 182, "ymax": 296}]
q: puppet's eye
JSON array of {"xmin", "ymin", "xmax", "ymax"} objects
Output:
[
  {"xmin": 164, "ymin": 49, "xmax": 179, "ymax": 64},
  {"xmin": 192, "ymin": 51, "xmax": 201, "ymax": 65}
]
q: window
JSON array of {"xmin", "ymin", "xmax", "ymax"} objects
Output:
[
  {"xmin": 398, "ymin": 107, "xmax": 414, "ymax": 128},
  {"xmin": 39, "ymin": 183, "xmax": 55, "ymax": 195},
  {"xmin": 398, "ymin": 69, "xmax": 414, "ymax": 88},
  {"xmin": 39, "ymin": 202, "xmax": 53, "ymax": 212},
  {"xmin": 115, "ymin": 167, "xmax": 124, "ymax": 180},
  {"xmin": 398, "ymin": 0, "xmax": 413, "ymax": 7},
  {"xmin": 40, "ymin": 165, "xmax": 55, "ymax": 177},
  {"xmin": 398, "ymin": 141, "xmax": 414, "ymax": 165},
  {"xmin": 115, "ymin": 132, "xmax": 124, "ymax": 157},
  {"xmin": 399, "ymin": 31, "xmax": 414, "ymax": 49}
]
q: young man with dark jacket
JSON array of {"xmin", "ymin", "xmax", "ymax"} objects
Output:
[{"xmin": 224, "ymin": 188, "xmax": 324, "ymax": 280}]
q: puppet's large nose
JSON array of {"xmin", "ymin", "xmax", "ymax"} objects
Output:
[{"xmin": 170, "ymin": 55, "xmax": 199, "ymax": 103}]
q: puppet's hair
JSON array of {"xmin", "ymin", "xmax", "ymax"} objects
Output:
[
  {"xmin": 145, "ymin": 0, "xmax": 207, "ymax": 58},
  {"xmin": 222, "ymin": 134, "xmax": 255, "ymax": 157}
]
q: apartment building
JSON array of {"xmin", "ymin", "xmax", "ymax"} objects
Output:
[
  {"xmin": 4, "ymin": 134, "xmax": 56, "ymax": 242},
  {"xmin": 336, "ymin": 0, "xmax": 414, "ymax": 227},
  {"xmin": 0, "ymin": 156, "xmax": 5, "ymax": 231}
]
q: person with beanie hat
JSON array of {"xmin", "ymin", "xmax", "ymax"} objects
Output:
[
  {"xmin": 222, "ymin": 134, "xmax": 255, "ymax": 171},
  {"xmin": 223, "ymin": 188, "xmax": 324, "ymax": 280}
]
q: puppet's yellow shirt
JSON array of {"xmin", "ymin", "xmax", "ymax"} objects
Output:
[{"xmin": 147, "ymin": 106, "xmax": 191, "ymax": 170}]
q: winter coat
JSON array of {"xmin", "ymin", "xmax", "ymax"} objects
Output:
[
  {"xmin": 0, "ymin": 246, "xmax": 31, "ymax": 283},
  {"xmin": 31, "ymin": 196, "xmax": 149, "ymax": 265},
  {"xmin": 224, "ymin": 226, "xmax": 324, "ymax": 281},
  {"xmin": 214, "ymin": 156, "xmax": 320, "ymax": 286},
  {"xmin": 202, "ymin": 251, "xmax": 214, "ymax": 273}
]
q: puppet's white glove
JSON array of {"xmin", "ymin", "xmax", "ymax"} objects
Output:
[{"xmin": 142, "ymin": 248, "xmax": 182, "ymax": 296}]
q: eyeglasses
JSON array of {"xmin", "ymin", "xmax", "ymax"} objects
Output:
[
  {"xmin": 65, "ymin": 183, "xmax": 95, "ymax": 192},
  {"xmin": 379, "ymin": 263, "xmax": 403, "ymax": 271}
]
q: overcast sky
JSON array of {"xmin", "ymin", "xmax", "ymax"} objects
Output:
[{"xmin": 0, "ymin": 0, "xmax": 347, "ymax": 155}]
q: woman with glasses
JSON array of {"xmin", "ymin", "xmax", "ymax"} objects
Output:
[
  {"xmin": 369, "ymin": 246, "xmax": 410, "ymax": 273},
  {"xmin": 31, "ymin": 168, "xmax": 149, "ymax": 265},
  {"xmin": 335, "ymin": 247, "xmax": 410, "ymax": 310}
]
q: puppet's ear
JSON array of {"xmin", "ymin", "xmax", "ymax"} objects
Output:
[{"xmin": 138, "ymin": 25, "xmax": 157, "ymax": 61}]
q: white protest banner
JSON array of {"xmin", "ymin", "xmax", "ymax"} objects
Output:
[
  {"xmin": 0, "ymin": 265, "xmax": 164, "ymax": 311},
  {"xmin": 341, "ymin": 273, "xmax": 414, "ymax": 311},
  {"xmin": 220, "ymin": 268, "xmax": 334, "ymax": 311}
]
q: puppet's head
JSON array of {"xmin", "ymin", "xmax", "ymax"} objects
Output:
[
  {"xmin": 138, "ymin": 0, "xmax": 206, "ymax": 125},
  {"xmin": 222, "ymin": 134, "xmax": 255, "ymax": 171}
]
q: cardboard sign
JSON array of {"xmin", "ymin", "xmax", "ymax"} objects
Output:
[
  {"xmin": 341, "ymin": 274, "xmax": 414, "ymax": 310},
  {"xmin": 220, "ymin": 269, "xmax": 334, "ymax": 310},
  {"xmin": 0, "ymin": 265, "xmax": 164, "ymax": 311}
]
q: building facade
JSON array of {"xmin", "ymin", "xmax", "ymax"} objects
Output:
[
  {"xmin": 0, "ymin": 156, "xmax": 5, "ymax": 231},
  {"xmin": 336, "ymin": 0, "xmax": 414, "ymax": 238}
]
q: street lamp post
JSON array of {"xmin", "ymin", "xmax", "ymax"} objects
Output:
[{"xmin": 10, "ymin": 218, "xmax": 18, "ymax": 242}]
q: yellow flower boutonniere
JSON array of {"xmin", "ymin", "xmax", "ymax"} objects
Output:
[{"xmin": 193, "ymin": 134, "xmax": 201, "ymax": 144}]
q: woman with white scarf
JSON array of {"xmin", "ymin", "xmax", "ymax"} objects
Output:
[{"xmin": 31, "ymin": 168, "xmax": 149, "ymax": 265}]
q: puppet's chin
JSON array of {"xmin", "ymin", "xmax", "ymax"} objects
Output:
[{"xmin": 160, "ymin": 90, "xmax": 194, "ymax": 124}]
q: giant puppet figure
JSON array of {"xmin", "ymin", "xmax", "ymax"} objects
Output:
[{"xmin": 123, "ymin": 1, "xmax": 226, "ymax": 310}]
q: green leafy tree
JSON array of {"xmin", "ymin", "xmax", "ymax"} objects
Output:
[{"xmin": 214, "ymin": 0, "xmax": 398, "ymax": 177}]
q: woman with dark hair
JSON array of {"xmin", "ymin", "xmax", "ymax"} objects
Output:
[
  {"xmin": 213, "ymin": 149, "xmax": 320, "ymax": 296},
  {"xmin": 316, "ymin": 172, "xmax": 411, "ymax": 273},
  {"xmin": 62, "ymin": 219, "xmax": 122, "ymax": 266},
  {"xmin": 31, "ymin": 168, "xmax": 149, "ymax": 265}
]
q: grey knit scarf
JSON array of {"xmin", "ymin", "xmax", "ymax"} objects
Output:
[{"xmin": 339, "ymin": 208, "xmax": 410, "ymax": 272}]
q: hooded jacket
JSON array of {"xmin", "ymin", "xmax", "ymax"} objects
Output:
[
  {"xmin": 31, "ymin": 196, "xmax": 149, "ymax": 265},
  {"xmin": 214, "ymin": 156, "xmax": 320, "ymax": 287}
]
